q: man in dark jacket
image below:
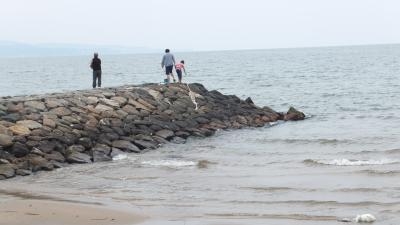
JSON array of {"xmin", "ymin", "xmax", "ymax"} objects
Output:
[{"xmin": 90, "ymin": 53, "xmax": 102, "ymax": 88}]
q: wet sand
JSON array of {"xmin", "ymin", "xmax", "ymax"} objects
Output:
[{"xmin": 0, "ymin": 199, "xmax": 146, "ymax": 225}]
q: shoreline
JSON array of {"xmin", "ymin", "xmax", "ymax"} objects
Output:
[{"xmin": 0, "ymin": 198, "xmax": 146, "ymax": 225}]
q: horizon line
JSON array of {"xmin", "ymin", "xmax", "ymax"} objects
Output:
[{"xmin": 0, "ymin": 40, "xmax": 399, "ymax": 58}]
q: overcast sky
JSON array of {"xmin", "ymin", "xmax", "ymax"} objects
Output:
[{"xmin": 1, "ymin": 0, "xmax": 400, "ymax": 51}]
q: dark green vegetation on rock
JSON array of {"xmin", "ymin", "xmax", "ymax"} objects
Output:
[{"xmin": 0, "ymin": 83, "xmax": 304, "ymax": 179}]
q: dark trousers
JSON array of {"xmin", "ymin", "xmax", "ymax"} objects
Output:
[{"xmin": 92, "ymin": 70, "xmax": 102, "ymax": 88}]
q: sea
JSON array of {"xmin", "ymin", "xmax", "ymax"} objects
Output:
[{"xmin": 1, "ymin": 44, "xmax": 400, "ymax": 224}]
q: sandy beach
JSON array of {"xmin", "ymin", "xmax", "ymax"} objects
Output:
[{"xmin": 0, "ymin": 199, "xmax": 146, "ymax": 225}]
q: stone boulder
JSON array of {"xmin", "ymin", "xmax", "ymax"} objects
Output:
[
  {"xmin": 9, "ymin": 124, "xmax": 31, "ymax": 136},
  {"xmin": 100, "ymin": 98, "xmax": 120, "ymax": 108},
  {"xmin": 112, "ymin": 140, "xmax": 140, "ymax": 153},
  {"xmin": 0, "ymin": 164, "xmax": 15, "ymax": 179},
  {"xmin": 24, "ymin": 101, "xmax": 46, "ymax": 111},
  {"xmin": 0, "ymin": 134, "xmax": 13, "ymax": 147},
  {"xmin": 16, "ymin": 120, "xmax": 42, "ymax": 129},
  {"xmin": 44, "ymin": 151, "xmax": 66, "ymax": 162},
  {"xmin": 171, "ymin": 136, "xmax": 186, "ymax": 144},
  {"xmin": 91, "ymin": 144, "xmax": 112, "ymax": 162},
  {"xmin": 0, "ymin": 125, "xmax": 12, "ymax": 135},
  {"xmin": 133, "ymin": 140, "xmax": 158, "ymax": 150},
  {"xmin": 155, "ymin": 129, "xmax": 174, "ymax": 140},
  {"xmin": 284, "ymin": 107, "xmax": 306, "ymax": 121},
  {"xmin": 50, "ymin": 107, "xmax": 72, "ymax": 116},
  {"xmin": 16, "ymin": 169, "xmax": 32, "ymax": 176},
  {"xmin": 110, "ymin": 148, "xmax": 125, "ymax": 158},
  {"xmin": 67, "ymin": 145, "xmax": 85, "ymax": 153},
  {"xmin": 11, "ymin": 142, "xmax": 30, "ymax": 157},
  {"xmin": 95, "ymin": 104, "xmax": 113, "ymax": 112},
  {"xmin": 45, "ymin": 98, "xmax": 68, "ymax": 108},
  {"xmin": 28, "ymin": 155, "xmax": 54, "ymax": 172},
  {"xmin": 66, "ymin": 151, "xmax": 92, "ymax": 164}
]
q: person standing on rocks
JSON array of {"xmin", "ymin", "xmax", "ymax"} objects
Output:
[
  {"xmin": 175, "ymin": 60, "xmax": 187, "ymax": 83},
  {"xmin": 161, "ymin": 49, "xmax": 176, "ymax": 84},
  {"xmin": 90, "ymin": 52, "xmax": 102, "ymax": 88}
]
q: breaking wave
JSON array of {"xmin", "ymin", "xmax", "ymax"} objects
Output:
[
  {"xmin": 141, "ymin": 159, "xmax": 197, "ymax": 167},
  {"xmin": 303, "ymin": 158, "xmax": 400, "ymax": 166},
  {"xmin": 260, "ymin": 138, "xmax": 356, "ymax": 145},
  {"xmin": 112, "ymin": 154, "xmax": 129, "ymax": 161}
]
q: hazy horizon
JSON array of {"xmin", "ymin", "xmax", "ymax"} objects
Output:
[
  {"xmin": 1, "ymin": 40, "xmax": 400, "ymax": 58},
  {"xmin": 1, "ymin": 0, "xmax": 400, "ymax": 52}
]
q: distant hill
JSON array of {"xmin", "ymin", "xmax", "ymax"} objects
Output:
[{"xmin": 0, "ymin": 41, "xmax": 160, "ymax": 57}]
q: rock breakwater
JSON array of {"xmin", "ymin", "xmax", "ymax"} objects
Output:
[{"xmin": 0, "ymin": 83, "xmax": 304, "ymax": 179}]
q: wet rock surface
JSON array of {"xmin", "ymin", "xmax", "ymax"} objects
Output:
[{"xmin": 0, "ymin": 83, "xmax": 304, "ymax": 179}]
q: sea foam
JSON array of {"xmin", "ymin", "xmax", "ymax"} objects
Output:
[
  {"xmin": 112, "ymin": 154, "xmax": 129, "ymax": 161},
  {"xmin": 304, "ymin": 158, "xmax": 399, "ymax": 166},
  {"xmin": 141, "ymin": 159, "xmax": 197, "ymax": 167}
]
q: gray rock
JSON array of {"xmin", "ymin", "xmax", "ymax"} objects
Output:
[
  {"xmin": 62, "ymin": 116, "xmax": 80, "ymax": 124},
  {"xmin": 0, "ymin": 125, "xmax": 12, "ymax": 135},
  {"xmin": 85, "ymin": 96, "xmax": 99, "ymax": 105},
  {"xmin": 0, "ymin": 150, "xmax": 16, "ymax": 163},
  {"xmin": 9, "ymin": 124, "xmax": 31, "ymax": 135},
  {"xmin": 100, "ymin": 98, "xmax": 120, "ymax": 108},
  {"xmin": 129, "ymin": 99, "xmax": 153, "ymax": 111},
  {"xmin": 0, "ymin": 104, "xmax": 6, "ymax": 111},
  {"xmin": 0, "ymin": 159, "xmax": 10, "ymax": 164},
  {"xmin": 12, "ymin": 142, "xmax": 30, "ymax": 158},
  {"xmin": 92, "ymin": 145, "xmax": 112, "ymax": 162},
  {"xmin": 175, "ymin": 131, "xmax": 191, "ymax": 139},
  {"xmin": 7, "ymin": 103, "xmax": 24, "ymax": 113},
  {"xmin": 111, "ymin": 96, "xmax": 128, "ymax": 105},
  {"xmin": 195, "ymin": 117, "xmax": 210, "ymax": 124},
  {"xmin": 0, "ymin": 134, "xmax": 13, "ymax": 147},
  {"xmin": 155, "ymin": 129, "xmax": 174, "ymax": 139},
  {"xmin": 45, "ymin": 98, "xmax": 68, "ymax": 108},
  {"xmin": 50, "ymin": 161, "xmax": 65, "ymax": 168},
  {"xmin": 43, "ymin": 118, "xmax": 56, "ymax": 128},
  {"xmin": 0, "ymin": 164, "xmax": 15, "ymax": 178},
  {"xmin": 92, "ymin": 144, "xmax": 111, "ymax": 155},
  {"xmin": 152, "ymin": 136, "xmax": 168, "ymax": 144},
  {"xmin": 44, "ymin": 151, "xmax": 65, "ymax": 162},
  {"xmin": 24, "ymin": 113, "xmax": 42, "ymax": 121},
  {"xmin": 67, "ymin": 145, "xmax": 85, "ymax": 153},
  {"xmin": 133, "ymin": 140, "xmax": 158, "ymax": 149},
  {"xmin": 122, "ymin": 104, "xmax": 139, "ymax": 115},
  {"xmin": 2, "ymin": 113, "xmax": 21, "ymax": 123},
  {"xmin": 116, "ymin": 109, "xmax": 128, "ymax": 118},
  {"xmin": 111, "ymin": 140, "xmax": 140, "ymax": 153},
  {"xmin": 171, "ymin": 136, "xmax": 186, "ymax": 144},
  {"xmin": 66, "ymin": 151, "xmax": 92, "ymax": 164},
  {"xmin": 16, "ymin": 169, "xmax": 32, "ymax": 176},
  {"xmin": 37, "ymin": 141, "xmax": 57, "ymax": 153},
  {"xmin": 95, "ymin": 104, "xmax": 113, "ymax": 112},
  {"xmin": 30, "ymin": 147, "xmax": 45, "ymax": 156},
  {"xmin": 50, "ymin": 107, "xmax": 72, "ymax": 116},
  {"xmin": 77, "ymin": 137, "xmax": 92, "ymax": 149},
  {"xmin": 245, "ymin": 97, "xmax": 254, "ymax": 104},
  {"xmin": 110, "ymin": 147, "xmax": 125, "ymax": 158},
  {"xmin": 102, "ymin": 92, "xmax": 116, "ymax": 98},
  {"xmin": 284, "ymin": 107, "xmax": 306, "ymax": 121},
  {"xmin": 28, "ymin": 155, "xmax": 54, "ymax": 172},
  {"xmin": 24, "ymin": 101, "xmax": 46, "ymax": 111}
]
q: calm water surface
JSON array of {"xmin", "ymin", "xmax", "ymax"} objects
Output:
[{"xmin": 1, "ymin": 45, "xmax": 400, "ymax": 224}]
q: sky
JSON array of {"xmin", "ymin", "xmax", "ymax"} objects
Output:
[{"xmin": 1, "ymin": 0, "xmax": 400, "ymax": 51}]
